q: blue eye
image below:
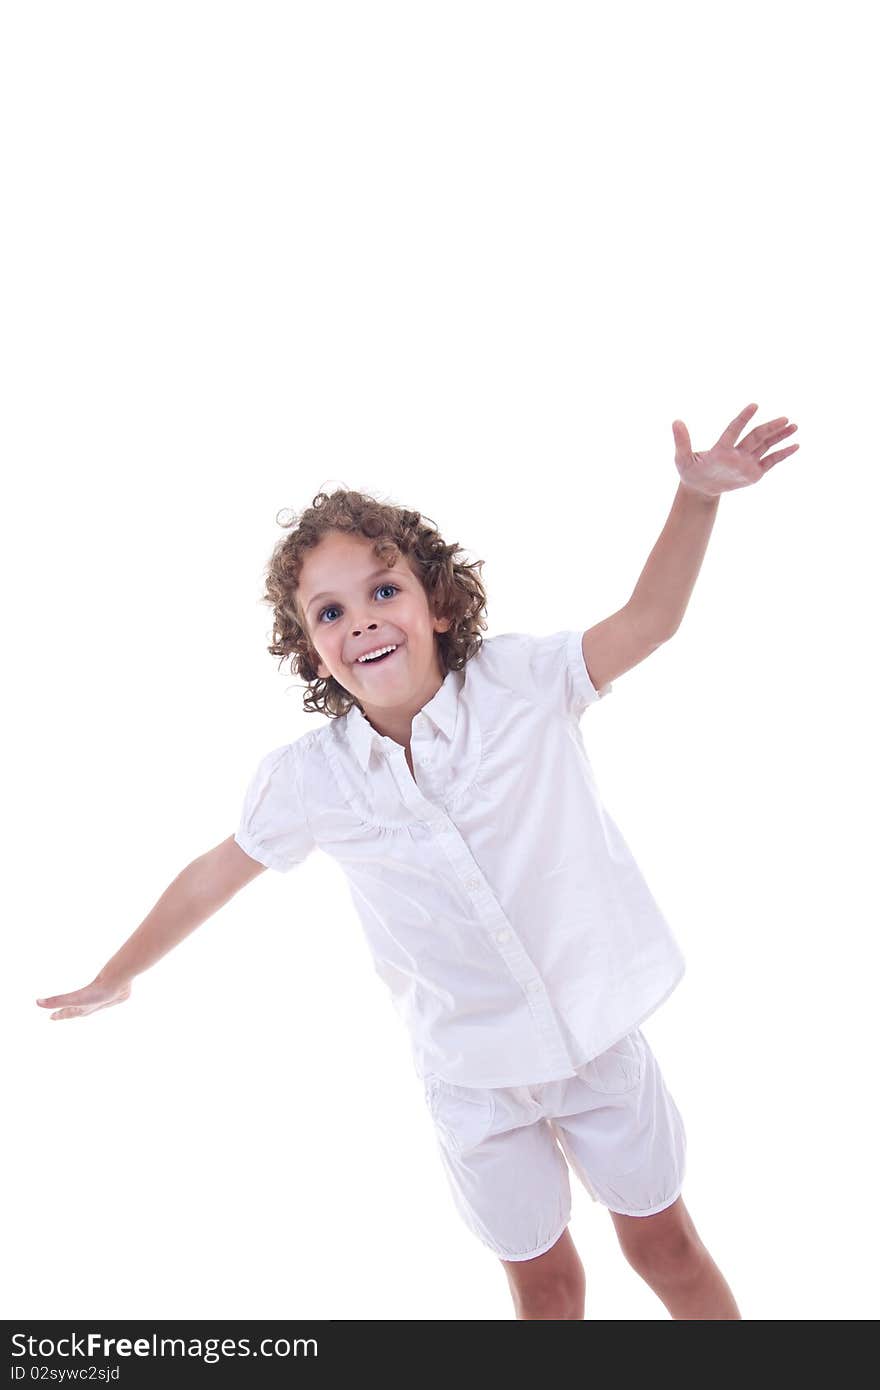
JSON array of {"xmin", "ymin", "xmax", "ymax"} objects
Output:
[{"xmin": 318, "ymin": 583, "xmax": 398, "ymax": 624}]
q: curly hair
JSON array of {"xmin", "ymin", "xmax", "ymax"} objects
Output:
[{"xmin": 261, "ymin": 487, "xmax": 489, "ymax": 718}]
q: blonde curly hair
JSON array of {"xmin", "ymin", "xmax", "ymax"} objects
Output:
[{"xmin": 262, "ymin": 487, "xmax": 489, "ymax": 718}]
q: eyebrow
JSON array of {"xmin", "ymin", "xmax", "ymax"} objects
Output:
[{"xmin": 304, "ymin": 567, "xmax": 402, "ymax": 617}]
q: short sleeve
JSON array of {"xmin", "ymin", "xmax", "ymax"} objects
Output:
[
  {"xmin": 480, "ymin": 629, "xmax": 613, "ymax": 721},
  {"xmin": 234, "ymin": 741, "xmax": 316, "ymax": 873}
]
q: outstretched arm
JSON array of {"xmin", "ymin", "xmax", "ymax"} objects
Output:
[
  {"xmin": 581, "ymin": 403, "xmax": 799, "ymax": 693},
  {"xmin": 36, "ymin": 836, "xmax": 265, "ymax": 1021}
]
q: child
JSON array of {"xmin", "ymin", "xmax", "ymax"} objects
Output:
[{"xmin": 36, "ymin": 403, "xmax": 798, "ymax": 1319}]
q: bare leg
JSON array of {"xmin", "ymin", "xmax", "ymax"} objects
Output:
[
  {"xmin": 499, "ymin": 1226, "xmax": 586, "ymax": 1320},
  {"xmin": 609, "ymin": 1195, "xmax": 742, "ymax": 1319}
]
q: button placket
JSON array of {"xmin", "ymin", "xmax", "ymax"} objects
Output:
[
  {"xmin": 377, "ymin": 736, "xmax": 580, "ymax": 1079},
  {"xmin": 388, "ymin": 746, "xmax": 444, "ymax": 820},
  {"xmin": 428, "ymin": 818, "xmax": 579, "ymax": 1076}
]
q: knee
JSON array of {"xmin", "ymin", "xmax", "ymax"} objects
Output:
[
  {"xmin": 628, "ymin": 1231, "xmax": 706, "ymax": 1288},
  {"xmin": 503, "ymin": 1226, "xmax": 586, "ymax": 1319},
  {"xmin": 514, "ymin": 1271, "xmax": 586, "ymax": 1321}
]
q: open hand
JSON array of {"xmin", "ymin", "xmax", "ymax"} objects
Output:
[
  {"xmin": 36, "ymin": 976, "xmax": 131, "ymax": 1021},
  {"xmin": 673, "ymin": 402, "xmax": 799, "ymax": 498}
]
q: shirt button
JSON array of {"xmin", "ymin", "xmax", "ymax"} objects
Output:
[
  {"xmin": 466, "ymin": 876, "xmax": 480, "ymax": 891},
  {"xmin": 495, "ymin": 929, "xmax": 510, "ymax": 943},
  {"xmin": 527, "ymin": 979, "xmax": 543, "ymax": 994}
]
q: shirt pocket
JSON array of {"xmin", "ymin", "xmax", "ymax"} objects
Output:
[
  {"xmin": 423, "ymin": 1078, "xmax": 496, "ymax": 1157},
  {"xmin": 578, "ymin": 1031, "xmax": 643, "ymax": 1095}
]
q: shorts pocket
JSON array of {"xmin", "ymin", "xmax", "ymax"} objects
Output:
[
  {"xmin": 579, "ymin": 1030, "xmax": 643, "ymax": 1095},
  {"xmin": 424, "ymin": 1077, "xmax": 496, "ymax": 1156}
]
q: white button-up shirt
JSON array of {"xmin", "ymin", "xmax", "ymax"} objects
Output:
[{"xmin": 234, "ymin": 628, "xmax": 686, "ymax": 1089}]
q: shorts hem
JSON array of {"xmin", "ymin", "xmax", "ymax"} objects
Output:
[
  {"xmin": 488, "ymin": 1215, "xmax": 571, "ymax": 1263},
  {"xmin": 599, "ymin": 1184, "xmax": 684, "ymax": 1219}
]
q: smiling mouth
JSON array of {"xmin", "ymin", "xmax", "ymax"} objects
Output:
[{"xmin": 355, "ymin": 644, "xmax": 403, "ymax": 668}]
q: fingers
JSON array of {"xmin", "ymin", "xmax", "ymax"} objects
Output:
[
  {"xmin": 37, "ymin": 985, "xmax": 130, "ymax": 1019},
  {"xmin": 755, "ymin": 422, "xmax": 798, "ymax": 456},
  {"xmin": 728, "ymin": 403, "xmax": 759, "ymax": 432},
  {"xmin": 761, "ymin": 417, "xmax": 792, "ymax": 436},
  {"xmin": 760, "ymin": 443, "xmax": 800, "ymax": 471},
  {"xmin": 37, "ymin": 991, "xmax": 88, "ymax": 1015},
  {"xmin": 739, "ymin": 418, "xmax": 798, "ymax": 454},
  {"xmin": 672, "ymin": 420, "xmax": 692, "ymax": 456},
  {"xmin": 718, "ymin": 404, "xmax": 759, "ymax": 448}
]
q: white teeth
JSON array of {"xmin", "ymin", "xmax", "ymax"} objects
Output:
[{"xmin": 357, "ymin": 644, "xmax": 398, "ymax": 663}]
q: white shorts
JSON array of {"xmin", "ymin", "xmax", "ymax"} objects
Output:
[{"xmin": 422, "ymin": 1026, "xmax": 687, "ymax": 1262}]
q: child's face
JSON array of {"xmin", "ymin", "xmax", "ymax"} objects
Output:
[{"xmin": 297, "ymin": 530, "xmax": 451, "ymax": 711}]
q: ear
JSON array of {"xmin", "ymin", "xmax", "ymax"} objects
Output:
[{"xmin": 434, "ymin": 612, "xmax": 452, "ymax": 634}]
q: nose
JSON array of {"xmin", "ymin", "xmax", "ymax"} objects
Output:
[{"xmin": 351, "ymin": 621, "xmax": 379, "ymax": 636}]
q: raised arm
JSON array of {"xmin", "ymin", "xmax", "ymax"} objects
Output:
[
  {"xmin": 580, "ymin": 483, "xmax": 720, "ymax": 692},
  {"xmin": 581, "ymin": 404, "xmax": 800, "ymax": 693},
  {"xmin": 36, "ymin": 836, "xmax": 266, "ymax": 1021},
  {"xmin": 580, "ymin": 605, "xmax": 671, "ymax": 695}
]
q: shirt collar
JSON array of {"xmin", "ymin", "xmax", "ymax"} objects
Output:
[{"xmin": 344, "ymin": 667, "xmax": 461, "ymax": 772}]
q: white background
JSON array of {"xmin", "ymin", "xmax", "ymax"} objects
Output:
[{"xmin": 5, "ymin": 0, "xmax": 877, "ymax": 1321}]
